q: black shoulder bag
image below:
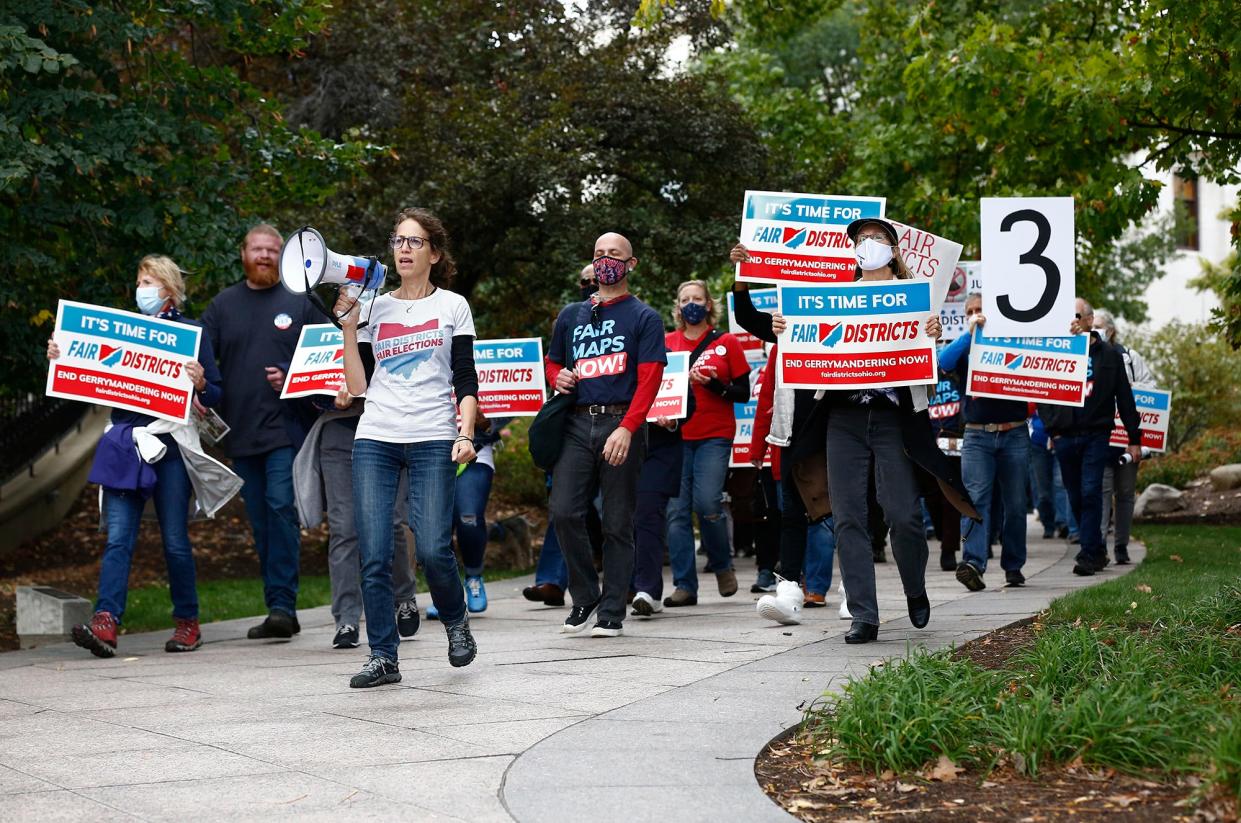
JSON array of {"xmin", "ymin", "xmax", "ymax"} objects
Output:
[{"xmin": 528, "ymin": 303, "xmax": 591, "ymax": 471}]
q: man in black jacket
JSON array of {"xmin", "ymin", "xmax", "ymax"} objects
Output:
[{"xmin": 1037, "ymin": 299, "xmax": 1141, "ymax": 577}]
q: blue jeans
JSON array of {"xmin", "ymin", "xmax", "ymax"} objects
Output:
[
  {"xmin": 354, "ymin": 438, "xmax": 464, "ymax": 661},
  {"xmin": 960, "ymin": 427, "xmax": 1030, "ymax": 574},
  {"xmin": 536, "ymin": 521, "xmax": 569, "ymax": 589},
  {"xmin": 455, "ymin": 462, "xmax": 493, "ymax": 576},
  {"xmin": 804, "ymin": 516, "xmax": 836, "ymax": 595},
  {"xmin": 232, "ymin": 446, "xmax": 300, "ymax": 616},
  {"xmin": 96, "ymin": 445, "xmax": 197, "ymax": 621},
  {"xmin": 1053, "ymin": 432, "xmax": 1112, "ymax": 566},
  {"xmin": 666, "ymin": 437, "xmax": 734, "ymax": 594}
]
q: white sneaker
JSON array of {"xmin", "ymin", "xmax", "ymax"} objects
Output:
[
  {"xmin": 757, "ymin": 579, "xmax": 804, "ymax": 625},
  {"xmin": 630, "ymin": 591, "xmax": 664, "ymax": 617},
  {"xmin": 838, "ymin": 581, "xmax": 851, "ymax": 620}
]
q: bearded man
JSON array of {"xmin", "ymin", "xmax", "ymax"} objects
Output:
[{"xmin": 201, "ymin": 224, "xmax": 320, "ymax": 639}]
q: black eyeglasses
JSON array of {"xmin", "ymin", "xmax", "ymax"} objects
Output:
[
  {"xmin": 579, "ymin": 278, "xmax": 595, "ymax": 287},
  {"xmin": 590, "ymin": 300, "xmax": 602, "ymax": 328},
  {"xmin": 390, "ymin": 235, "xmax": 430, "ymax": 250}
]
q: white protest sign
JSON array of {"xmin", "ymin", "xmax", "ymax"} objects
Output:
[
  {"xmin": 1109, "ymin": 388, "xmax": 1171, "ymax": 452},
  {"xmin": 46, "ymin": 300, "xmax": 201, "ymax": 424},
  {"xmin": 647, "ymin": 351, "xmax": 690, "ymax": 422},
  {"xmin": 939, "ymin": 261, "xmax": 982, "ymax": 342},
  {"xmin": 980, "ymin": 197, "xmax": 1075, "ymax": 337},
  {"xmin": 725, "ymin": 288, "xmax": 777, "ymax": 364},
  {"xmin": 891, "ymin": 219, "xmax": 963, "ymax": 312},
  {"xmin": 965, "ymin": 327, "xmax": 1089, "ymax": 407},
  {"xmin": 776, "ymin": 281, "xmax": 938, "ymax": 390},
  {"xmin": 281, "ymin": 324, "xmax": 345, "ymax": 399},
  {"xmin": 473, "ymin": 338, "xmax": 546, "ymax": 417},
  {"xmin": 736, "ymin": 190, "xmax": 886, "ymax": 285}
]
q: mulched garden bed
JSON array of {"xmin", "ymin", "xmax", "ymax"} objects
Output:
[{"xmin": 756, "ymin": 617, "xmax": 1238, "ymax": 822}]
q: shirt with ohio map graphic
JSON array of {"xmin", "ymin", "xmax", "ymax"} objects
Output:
[{"xmin": 355, "ymin": 289, "xmax": 475, "ymax": 444}]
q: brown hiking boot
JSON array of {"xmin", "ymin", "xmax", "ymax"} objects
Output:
[
  {"xmin": 72, "ymin": 611, "xmax": 118, "ymax": 658},
  {"xmin": 716, "ymin": 569, "xmax": 738, "ymax": 597},
  {"xmin": 165, "ymin": 618, "xmax": 202, "ymax": 653},
  {"xmin": 662, "ymin": 589, "xmax": 698, "ymax": 607}
]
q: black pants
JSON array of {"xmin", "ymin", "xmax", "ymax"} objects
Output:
[
  {"xmin": 549, "ymin": 413, "xmax": 646, "ymax": 623},
  {"xmin": 826, "ymin": 404, "xmax": 928, "ymax": 626}
]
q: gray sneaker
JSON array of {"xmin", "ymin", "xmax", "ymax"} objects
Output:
[
  {"xmin": 349, "ymin": 656, "xmax": 401, "ymax": 688},
  {"xmin": 445, "ymin": 618, "xmax": 477, "ymax": 668},
  {"xmin": 750, "ymin": 568, "xmax": 777, "ymax": 593}
]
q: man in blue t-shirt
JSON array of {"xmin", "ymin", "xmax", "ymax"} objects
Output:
[
  {"xmin": 938, "ymin": 292, "xmax": 1031, "ymax": 591},
  {"xmin": 201, "ymin": 224, "xmax": 319, "ymax": 640},
  {"xmin": 543, "ymin": 232, "xmax": 666, "ymax": 637}
]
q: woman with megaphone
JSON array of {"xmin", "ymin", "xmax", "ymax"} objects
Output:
[{"xmin": 334, "ymin": 207, "xmax": 481, "ymax": 688}]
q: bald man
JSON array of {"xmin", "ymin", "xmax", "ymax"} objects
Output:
[{"xmin": 543, "ymin": 233, "xmax": 667, "ymax": 637}]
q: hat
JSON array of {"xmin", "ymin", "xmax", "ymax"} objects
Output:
[{"xmin": 845, "ymin": 218, "xmax": 899, "ymax": 246}]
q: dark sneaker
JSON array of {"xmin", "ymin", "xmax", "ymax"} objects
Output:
[
  {"xmin": 246, "ymin": 611, "xmax": 295, "ymax": 639},
  {"xmin": 1056, "ymin": 525, "xmax": 1069, "ymax": 539},
  {"xmin": 1072, "ymin": 563, "xmax": 1095, "ymax": 576},
  {"xmin": 1004, "ymin": 570, "xmax": 1026, "ymax": 587},
  {"xmin": 332, "ymin": 624, "xmax": 359, "ymax": 649},
  {"xmin": 396, "ymin": 599, "xmax": 420, "ymax": 639},
  {"xmin": 561, "ymin": 599, "xmax": 599, "ymax": 633},
  {"xmin": 445, "ymin": 618, "xmax": 477, "ymax": 667},
  {"xmin": 349, "ymin": 656, "xmax": 401, "ymax": 688},
  {"xmin": 955, "ymin": 562, "xmax": 986, "ymax": 592},
  {"xmin": 1114, "ymin": 547, "xmax": 1131, "ymax": 565},
  {"xmin": 662, "ymin": 589, "xmax": 697, "ymax": 608},
  {"xmin": 751, "ymin": 568, "xmax": 777, "ymax": 593},
  {"xmin": 907, "ymin": 593, "xmax": 930, "ymax": 629},
  {"xmin": 72, "ymin": 611, "xmax": 118, "ymax": 658},
  {"xmin": 939, "ymin": 548, "xmax": 957, "ymax": 572},
  {"xmin": 1091, "ymin": 555, "xmax": 1111, "ymax": 572},
  {"xmin": 591, "ymin": 620, "xmax": 623, "ymax": 637},
  {"xmin": 165, "ymin": 618, "xmax": 202, "ymax": 653}
]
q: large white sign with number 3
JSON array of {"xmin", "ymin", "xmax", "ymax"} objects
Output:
[{"xmin": 980, "ymin": 197, "xmax": 1075, "ymax": 337}]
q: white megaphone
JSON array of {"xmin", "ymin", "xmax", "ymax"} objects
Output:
[{"xmin": 279, "ymin": 227, "xmax": 387, "ymax": 296}]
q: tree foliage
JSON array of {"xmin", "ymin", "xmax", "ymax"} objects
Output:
[
  {"xmin": 0, "ymin": 1, "xmax": 373, "ymax": 395},
  {"xmin": 280, "ymin": 0, "xmax": 767, "ymax": 339}
]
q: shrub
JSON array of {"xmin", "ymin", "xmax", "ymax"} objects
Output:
[
  {"xmin": 491, "ymin": 417, "xmax": 548, "ymax": 507},
  {"xmin": 1138, "ymin": 426, "xmax": 1241, "ymax": 490}
]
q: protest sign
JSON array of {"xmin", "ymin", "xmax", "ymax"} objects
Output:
[
  {"xmin": 1109, "ymin": 388, "xmax": 1171, "ymax": 452},
  {"xmin": 725, "ymin": 287, "xmax": 777, "ymax": 364},
  {"xmin": 891, "ymin": 219, "xmax": 963, "ymax": 312},
  {"xmin": 736, "ymin": 190, "xmax": 885, "ymax": 285},
  {"xmin": 646, "ymin": 351, "xmax": 689, "ymax": 422},
  {"xmin": 980, "ymin": 197, "xmax": 1076, "ymax": 337},
  {"xmin": 281, "ymin": 324, "xmax": 345, "ymax": 399},
  {"xmin": 938, "ymin": 261, "xmax": 981, "ymax": 342},
  {"xmin": 776, "ymin": 280, "xmax": 937, "ymax": 389},
  {"xmin": 474, "ymin": 338, "xmax": 546, "ymax": 417},
  {"xmin": 46, "ymin": 300, "xmax": 201, "ymax": 424},
  {"xmin": 730, "ymin": 361, "xmax": 772, "ymax": 468},
  {"xmin": 965, "ymin": 327, "xmax": 1088, "ymax": 406}
]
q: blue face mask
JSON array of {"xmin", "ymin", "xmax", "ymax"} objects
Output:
[
  {"xmin": 136, "ymin": 286, "xmax": 164, "ymax": 316},
  {"xmin": 680, "ymin": 301, "xmax": 708, "ymax": 326}
]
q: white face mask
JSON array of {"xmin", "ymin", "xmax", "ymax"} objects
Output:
[
  {"xmin": 854, "ymin": 237, "xmax": 894, "ymax": 271},
  {"xmin": 136, "ymin": 286, "xmax": 164, "ymax": 315}
]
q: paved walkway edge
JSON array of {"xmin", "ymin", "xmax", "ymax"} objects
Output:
[{"xmin": 500, "ymin": 540, "xmax": 1143, "ymax": 823}]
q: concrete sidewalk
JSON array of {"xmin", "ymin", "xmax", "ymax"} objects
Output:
[{"xmin": 0, "ymin": 518, "xmax": 1137, "ymax": 822}]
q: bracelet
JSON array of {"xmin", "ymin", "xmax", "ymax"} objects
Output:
[{"xmin": 454, "ymin": 435, "xmax": 473, "ymax": 443}]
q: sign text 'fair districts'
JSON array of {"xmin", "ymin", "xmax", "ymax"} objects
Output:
[
  {"xmin": 46, "ymin": 300, "xmax": 201, "ymax": 424},
  {"xmin": 472, "ymin": 338, "xmax": 546, "ymax": 417},
  {"xmin": 282, "ymin": 324, "xmax": 346, "ymax": 399},
  {"xmin": 965, "ymin": 327, "xmax": 1089, "ymax": 407},
  {"xmin": 1110, "ymin": 388, "xmax": 1171, "ymax": 451},
  {"xmin": 737, "ymin": 191, "xmax": 885, "ymax": 285},
  {"xmin": 777, "ymin": 280, "xmax": 938, "ymax": 390}
]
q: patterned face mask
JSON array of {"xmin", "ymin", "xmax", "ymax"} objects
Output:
[
  {"xmin": 679, "ymin": 301, "xmax": 708, "ymax": 326},
  {"xmin": 592, "ymin": 255, "xmax": 631, "ymax": 285}
]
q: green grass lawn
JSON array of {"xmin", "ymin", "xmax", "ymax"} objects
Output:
[
  {"xmin": 802, "ymin": 525, "xmax": 1241, "ymax": 801},
  {"xmin": 118, "ymin": 566, "xmax": 535, "ymax": 635}
]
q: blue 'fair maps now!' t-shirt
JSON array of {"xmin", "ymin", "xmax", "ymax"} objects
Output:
[{"xmin": 548, "ymin": 294, "xmax": 667, "ymax": 407}]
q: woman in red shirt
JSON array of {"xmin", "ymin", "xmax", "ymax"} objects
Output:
[{"xmin": 662, "ymin": 280, "xmax": 752, "ymax": 606}]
